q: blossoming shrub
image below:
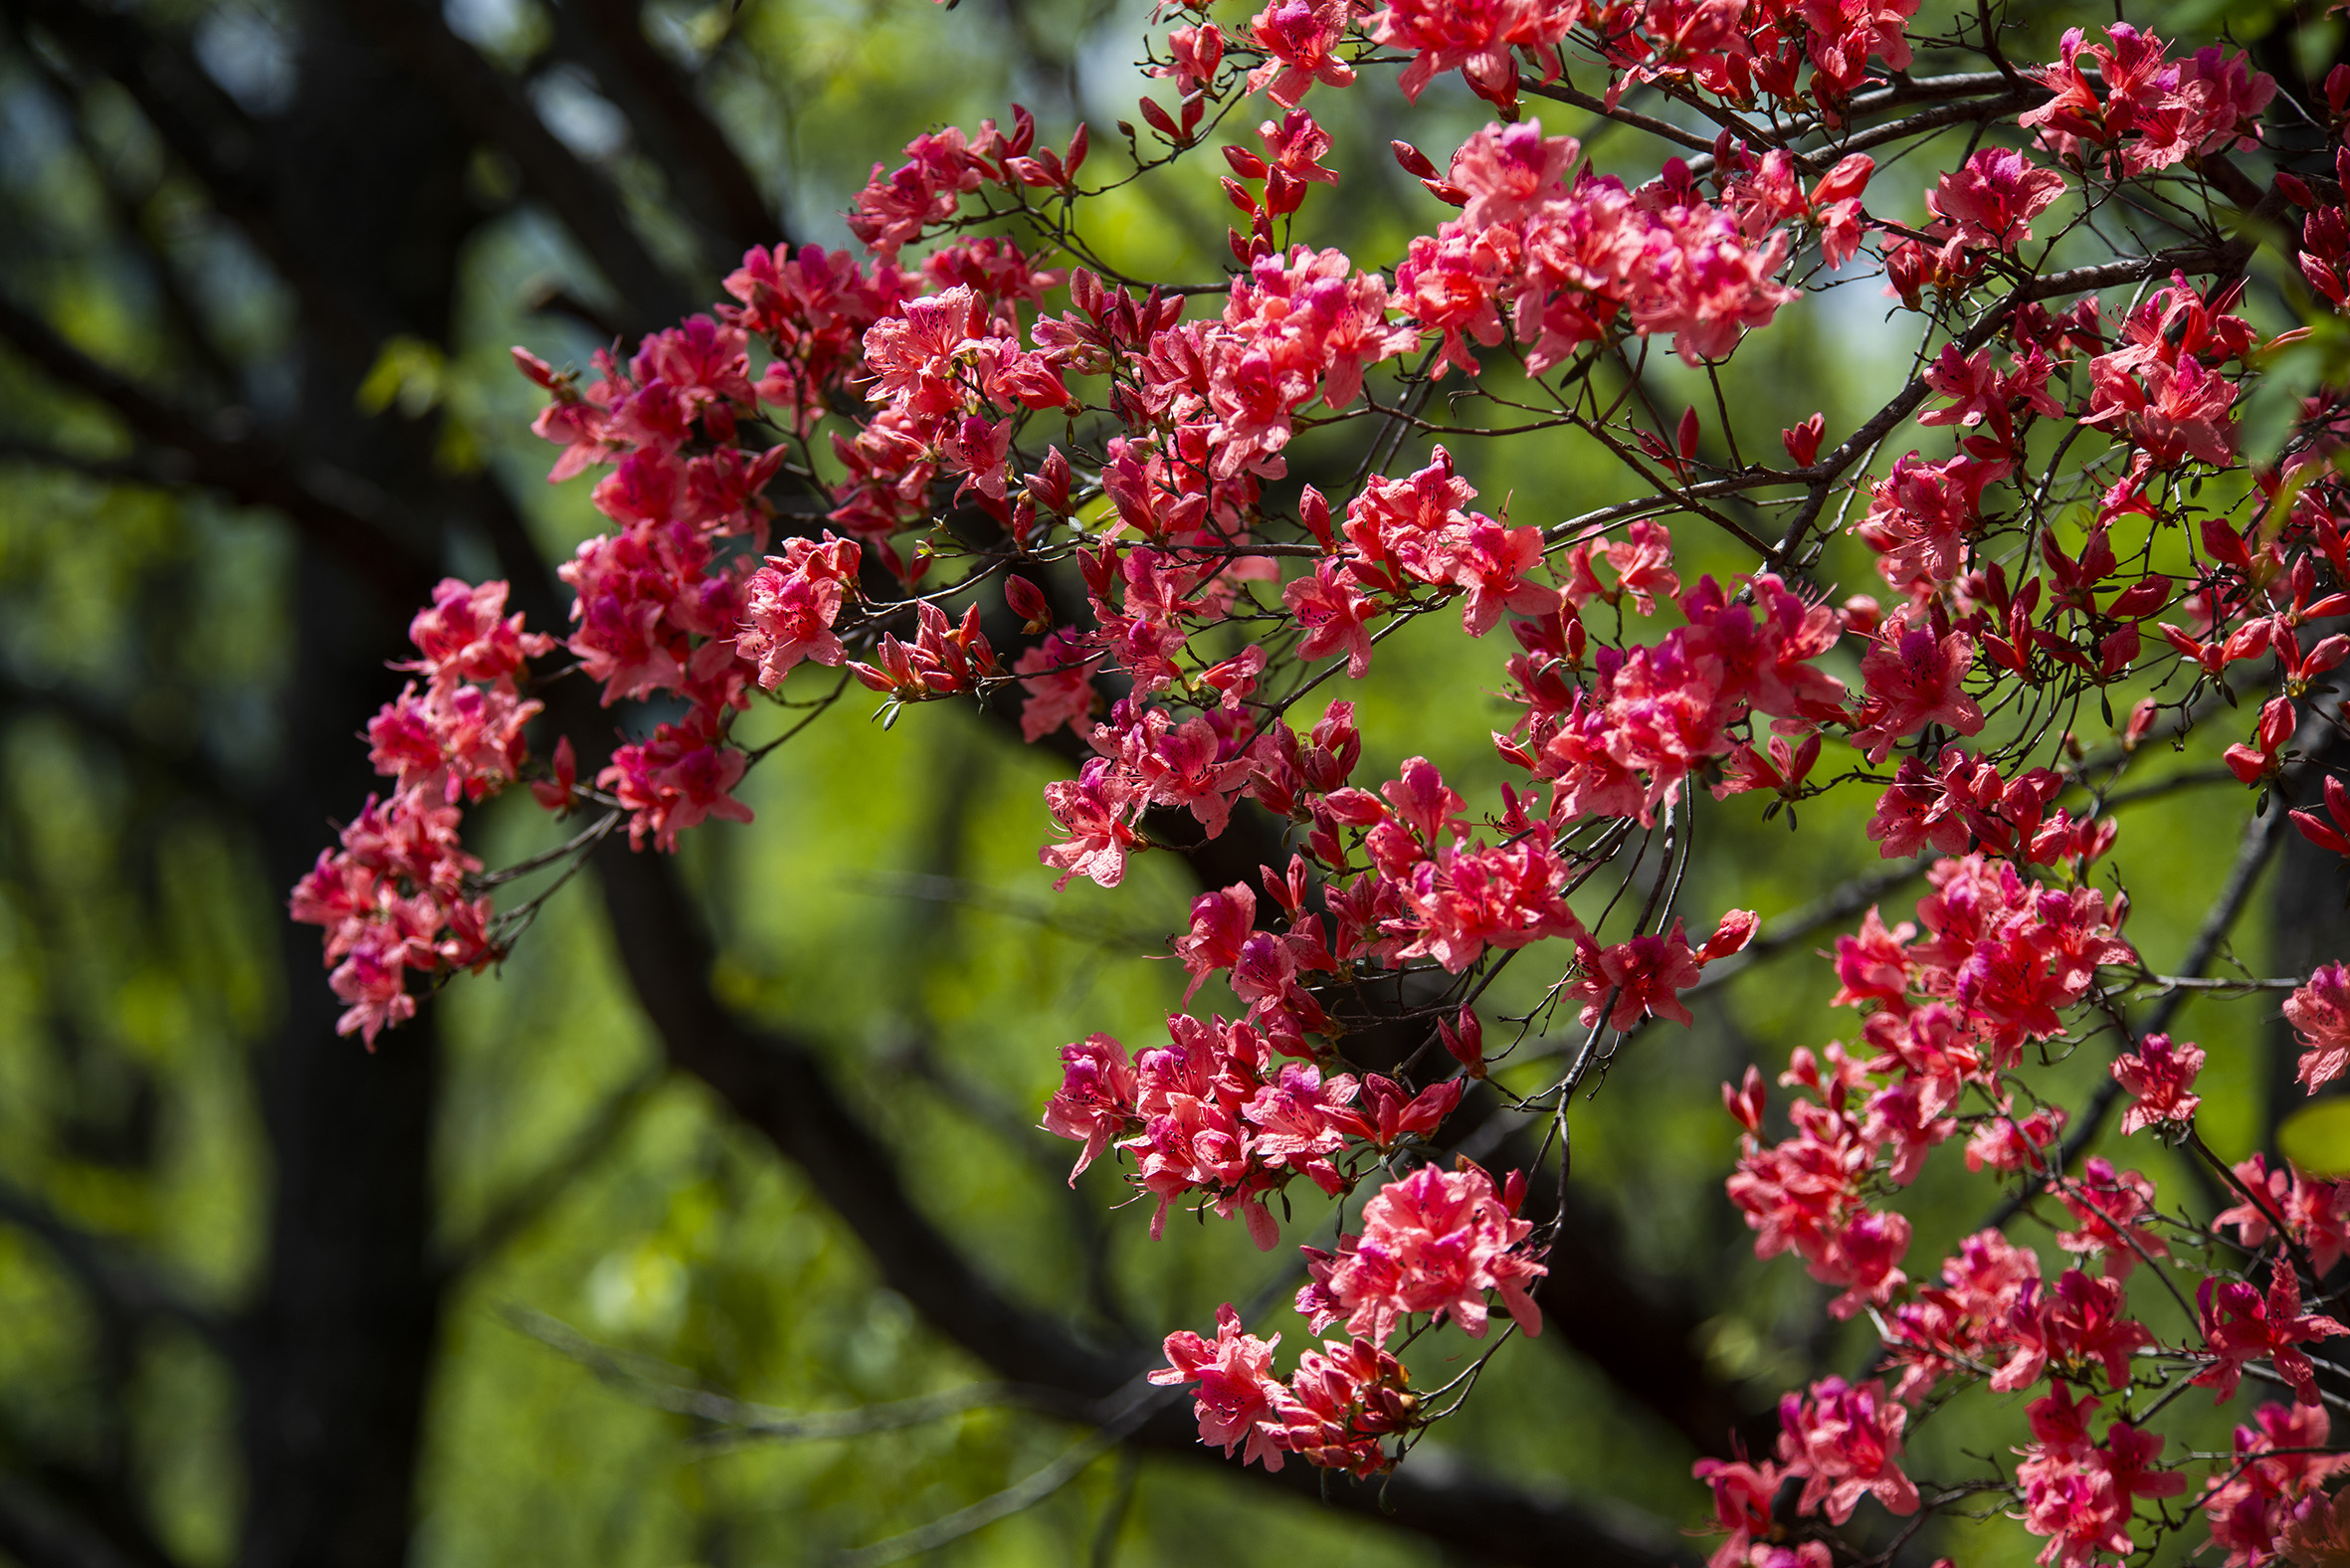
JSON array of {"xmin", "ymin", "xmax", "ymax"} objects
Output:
[{"xmin": 293, "ymin": 0, "xmax": 2350, "ymax": 1559}]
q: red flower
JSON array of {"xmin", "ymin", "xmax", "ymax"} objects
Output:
[
  {"xmin": 2194, "ymin": 1269, "xmax": 2350, "ymax": 1406},
  {"xmin": 2286, "ymin": 963, "xmax": 2350, "ymax": 1091},
  {"xmin": 1924, "ymin": 148, "xmax": 2066, "ymax": 254},
  {"xmin": 1774, "ymin": 1376, "xmax": 1918, "ymax": 1525},
  {"xmin": 2111, "ymin": 1031, "xmax": 2205, "ymax": 1133}
]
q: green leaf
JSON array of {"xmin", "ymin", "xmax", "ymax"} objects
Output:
[{"xmin": 2277, "ymin": 1098, "xmax": 2350, "ymax": 1176}]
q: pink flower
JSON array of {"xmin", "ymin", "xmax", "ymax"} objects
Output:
[
  {"xmin": 1316, "ymin": 1161, "xmax": 1545, "ymax": 1344},
  {"xmin": 2286, "ymin": 963, "xmax": 2350, "ymax": 1091},
  {"xmin": 1041, "ymin": 757, "xmax": 1142, "ymax": 889},
  {"xmin": 2194, "ymin": 1269, "xmax": 2350, "ymax": 1406},
  {"xmin": 1042, "ymin": 1033, "xmax": 1138, "ymax": 1179},
  {"xmin": 1624, "ymin": 210, "xmax": 1799, "ymax": 365},
  {"xmin": 1174, "ymin": 883, "xmax": 1257, "ymax": 1001},
  {"xmin": 1392, "ymin": 226, "xmax": 1513, "ymax": 377},
  {"xmin": 405, "ymin": 578, "xmax": 553, "ymax": 685},
  {"xmin": 1270, "ymin": 1335, "xmax": 1416, "ymax": 1477},
  {"xmin": 2201, "ymin": 1402, "xmax": 2349, "ymax": 1568},
  {"xmin": 1603, "ymin": 518, "xmax": 1680, "ymax": 615},
  {"xmin": 2083, "ymin": 351, "xmax": 2240, "ymax": 466},
  {"xmin": 1811, "ymin": 1207, "xmax": 1914, "ymax": 1319},
  {"xmin": 738, "ymin": 533, "xmax": 860, "ymax": 687},
  {"xmin": 600, "ymin": 721, "xmax": 754, "ymax": 852},
  {"xmin": 1882, "ymin": 1228, "xmax": 2039, "ymax": 1399},
  {"xmin": 2055, "ymin": 1157, "xmax": 2168, "ymax": 1277},
  {"xmin": 1151, "ymin": 23, "xmax": 1225, "ymax": 96},
  {"xmin": 1447, "ymin": 515, "xmax": 1559, "ymax": 636},
  {"xmin": 1849, "ymin": 606, "xmax": 1986, "ymax": 763},
  {"xmin": 1010, "ymin": 630, "xmax": 1103, "ymax": 742},
  {"xmin": 2111, "ymin": 1031, "xmax": 2205, "ymax": 1133},
  {"xmin": 1690, "ymin": 1455, "xmax": 1783, "ymax": 1568},
  {"xmin": 1994, "ymin": 1269, "xmax": 2152, "ymax": 1393},
  {"xmin": 1389, "ymin": 836, "xmax": 1586, "ymax": 972},
  {"xmin": 1447, "ymin": 119, "xmax": 1581, "ymax": 232},
  {"xmin": 1774, "ymin": 1376, "xmax": 1919, "ymax": 1525},
  {"xmin": 1854, "ymin": 450, "xmax": 2007, "ymax": 597},
  {"xmin": 1371, "ymin": 0, "xmax": 1573, "ymax": 103},
  {"xmin": 1244, "ymin": 0, "xmax": 1357, "ymax": 105},
  {"xmin": 2016, "ymin": 1384, "xmax": 2182, "ymax": 1568},
  {"xmin": 2216, "ymin": 1156, "xmax": 2350, "ymax": 1277},
  {"xmin": 1965, "ymin": 1105, "xmax": 2064, "ymax": 1174},
  {"xmin": 1925, "ymin": 149, "xmax": 2066, "ymax": 254},
  {"xmin": 1151, "ymin": 1303, "xmax": 1288, "ymax": 1469},
  {"xmin": 366, "ymin": 624, "xmax": 550, "ymax": 803},
  {"xmin": 1282, "ymin": 560, "xmax": 1379, "ymax": 677},
  {"xmin": 1568, "ymin": 919, "xmax": 1705, "ymax": 1031},
  {"xmin": 848, "ymin": 126, "xmax": 985, "ymax": 260},
  {"xmin": 1241, "ymin": 1063, "xmax": 1361, "ymax": 1193}
]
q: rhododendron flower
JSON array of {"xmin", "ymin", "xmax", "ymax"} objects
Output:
[
  {"xmin": 738, "ymin": 534, "xmax": 860, "ymax": 687},
  {"xmin": 2286, "ymin": 963, "xmax": 2350, "ymax": 1091},
  {"xmin": 601, "ymin": 721, "xmax": 754, "ymax": 852},
  {"xmin": 2056, "ymin": 1157, "xmax": 2168, "ymax": 1277},
  {"xmin": 1854, "ymin": 450, "xmax": 2008, "ymax": 597},
  {"xmin": 1041, "ymin": 757, "xmax": 1141, "ymax": 889},
  {"xmin": 1312, "ymin": 1161, "xmax": 1545, "ymax": 1344},
  {"xmin": 1151, "ymin": 1303, "xmax": 1288, "ymax": 1469},
  {"xmin": 1925, "ymin": 148, "xmax": 2066, "ymax": 254},
  {"xmin": 2016, "ymin": 1385, "xmax": 2183, "ymax": 1568},
  {"xmin": 2194, "ymin": 1270, "xmax": 2350, "ymax": 1406},
  {"xmin": 2216, "ymin": 1155, "xmax": 2350, "ymax": 1277},
  {"xmin": 1244, "ymin": 0, "xmax": 1356, "ymax": 105},
  {"xmin": 1690, "ymin": 1455, "xmax": 1783, "ymax": 1568},
  {"xmin": 1389, "ymin": 836, "xmax": 1586, "ymax": 972},
  {"xmin": 405, "ymin": 577, "xmax": 554, "ymax": 684},
  {"xmin": 1774, "ymin": 1376, "xmax": 1918, "ymax": 1524},
  {"xmin": 1283, "ymin": 560, "xmax": 1378, "ymax": 677},
  {"xmin": 1370, "ymin": 0, "xmax": 1574, "ymax": 103},
  {"xmin": 1994, "ymin": 1268, "xmax": 2152, "ymax": 1393},
  {"xmin": 1010, "ymin": 630, "xmax": 1103, "ymax": 742},
  {"xmin": 1043, "ymin": 1032, "xmax": 1138, "ymax": 1179},
  {"xmin": 1568, "ymin": 919, "xmax": 1705, "ymax": 1031},
  {"xmin": 1272, "ymin": 1334, "xmax": 1416, "ymax": 1476},
  {"xmin": 2202, "ymin": 1402, "xmax": 2349, "ymax": 1567},
  {"xmin": 1850, "ymin": 607, "xmax": 1986, "ymax": 762},
  {"xmin": 2112, "ymin": 1031, "xmax": 2205, "ymax": 1133},
  {"xmin": 1600, "ymin": 518, "xmax": 1680, "ymax": 615}
]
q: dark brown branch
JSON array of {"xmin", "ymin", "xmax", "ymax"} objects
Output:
[
  {"xmin": 587, "ymin": 841, "xmax": 1695, "ymax": 1565},
  {"xmin": 1772, "ymin": 250, "xmax": 2236, "ymax": 566},
  {"xmin": 0, "ymin": 300, "xmax": 434, "ymax": 598},
  {"xmin": 0, "ymin": 666, "xmax": 252, "ymax": 812},
  {"xmin": 0, "ymin": 1177, "xmax": 234, "ymax": 1353},
  {"xmin": 0, "ymin": 1471, "xmax": 153, "ymax": 1568},
  {"xmin": 338, "ymin": 0, "xmax": 697, "ymax": 333},
  {"xmin": 544, "ymin": 0, "xmax": 783, "ymax": 263},
  {"xmin": 432, "ymin": 1068, "xmax": 666, "ymax": 1283}
]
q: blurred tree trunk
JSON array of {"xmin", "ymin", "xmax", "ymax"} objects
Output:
[{"xmin": 230, "ymin": 15, "xmax": 478, "ymax": 1567}]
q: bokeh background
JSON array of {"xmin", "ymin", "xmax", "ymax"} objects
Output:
[{"xmin": 1, "ymin": 0, "xmax": 2345, "ymax": 1564}]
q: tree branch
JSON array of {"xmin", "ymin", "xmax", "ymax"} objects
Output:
[
  {"xmin": 587, "ymin": 841, "xmax": 1696, "ymax": 1565},
  {"xmin": 0, "ymin": 1470, "xmax": 153, "ymax": 1568},
  {"xmin": 0, "ymin": 300, "xmax": 434, "ymax": 597},
  {"xmin": 0, "ymin": 1177, "xmax": 234, "ymax": 1354},
  {"xmin": 544, "ymin": 0, "xmax": 782, "ymax": 263},
  {"xmin": 338, "ymin": 0, "xmax": 697, "ymax": 333},
  {"xmin": 433, "ymin": 1067, "xmax": 667, "ymax": 1283}
]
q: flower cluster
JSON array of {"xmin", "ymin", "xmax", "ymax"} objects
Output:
[
  {"xmin": 298, "ymin": 0, "xmax": 2350, "ymax": 1550},
  {"xmin": 1398, "ymin": 119, "xmax": 1818, "ymax": 376},
  {"xmin": 1042, "ymin": 1019, "xmax": 1463, "ymax": 1244},
  {"xmin": 1150, "ymin": 1160, "xmax": 1542, "ymax": 1477},
  {"xmin": 290, "ymin": 578, "xmax": 550, "ymax": 1042}
]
